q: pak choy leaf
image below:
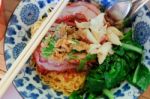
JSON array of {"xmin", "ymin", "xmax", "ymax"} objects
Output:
[
  {"xmin": 69, "ymin": 91, "xmax": 97, "ymax": 99},
  {"xmin": 123, "ymin": 17, "xmax": 133, "ymax": 28},
  {"xmin": 121, "ymin": 43, "xmax": 143, "ymax": 54},
  {"xmin": 104, "ymin": 58, "xmax": 128, "ymax": 89},
  {"xmin": 132, "ymin": 64, "xmax": 150, "ymax": 91},
  {"xmin": 120, "ymin": 29, "xmax": 143, "ymax": 54},
  {"xmin": 86, "ymin": 73, "xmax": 105, "ymax": 93},
  {"xmin": 70, "ymin": 29, "xmax": 144, "ymax": 98},
  {"xmin": 103, "ymin": 89, "xmax": 114, "ymax": 99},
  {"xmin": 121, "ymin": 29, "xmax": 132, "ymax": 41},
  {"xmin": 84, "ymin": 40, "xmax": 142, "ymax": 95},
  {"xmin": 87, "ymin": 93, "xmax": 96, "ymax": 99},
  {"xmin": 69, "ymin": 91, "xmax": 83, "ymax": 99}
]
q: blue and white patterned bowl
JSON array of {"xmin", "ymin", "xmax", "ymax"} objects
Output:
[{"xmin": 4, "ymin": 0, "xmax": 150, "ymax": 99}]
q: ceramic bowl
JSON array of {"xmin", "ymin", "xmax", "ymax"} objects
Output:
[{"xmin": 4, "ymin": 0, "xmax": 150, "ymax": 98}]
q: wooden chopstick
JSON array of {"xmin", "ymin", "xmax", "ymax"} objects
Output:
[{"xmin": 0, "ymin": 0, "xmax": 69, "ymax": 98}]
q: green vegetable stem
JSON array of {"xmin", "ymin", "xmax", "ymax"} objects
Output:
[
  {"xmin": 121, "ymin": 43, "xmax": 143, "ymax": 54},
  {"xmin": 103, "ymin": 89, "xmax": 114, "ymax": 99}
]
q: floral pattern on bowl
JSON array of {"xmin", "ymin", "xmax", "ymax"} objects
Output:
[
  {"xmin": 133, "ymin": 5, "xmax": 150, "ymax": 70},
  {"xmin": 4, "ymin": 0, "xmax": 150, "ymax": 99}
]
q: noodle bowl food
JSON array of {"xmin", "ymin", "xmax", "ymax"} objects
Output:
[{"xmin": 29, "ymin": 1, "xmax": 149, "ymax": 98}]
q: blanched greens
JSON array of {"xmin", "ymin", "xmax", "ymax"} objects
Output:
[
  {"xmin": 69, "ymin": 30, "xmax": 150, "ymax": 99},
  {"xmin": 132, "ymin": 64, "xmax": 150, "ymax": 91}
]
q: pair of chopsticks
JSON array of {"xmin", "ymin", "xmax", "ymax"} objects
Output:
[{"xmin": 0, "ymin": 0, "xmax": 69, "ymax": 98}]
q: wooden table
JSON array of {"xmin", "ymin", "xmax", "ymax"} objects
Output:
[
  {"xmin": 0, "ymin": 0, "xmax": 20, "ymax": 79},
  {"xmin": 0, "ymin": 0, "xmax": 150, "ymax": 99}
]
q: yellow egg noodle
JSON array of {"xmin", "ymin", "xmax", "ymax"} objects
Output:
[{"xmin": 38, "ymin": 69, "xmax": 86, "ymax": 95}]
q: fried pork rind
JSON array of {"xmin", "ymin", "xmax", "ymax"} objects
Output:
[
  {"xmin": 97, "ymin": 42, "xmax": 112, "ymax": 64},
  {"xmin": 107, "ymin": 31, "xmax": 122, "ymax": 45},
  {"xmin": 75, "ymin": 13, "xmax": 123, "ymax": 64},
  {"xmin": 107, "ymin": 26, "xmax": 123, "ymax": 37}
]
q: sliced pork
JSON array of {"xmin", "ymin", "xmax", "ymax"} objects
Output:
[{"xmin": 33, "ymin": 2, "xmax": 100, "ymax": 72}]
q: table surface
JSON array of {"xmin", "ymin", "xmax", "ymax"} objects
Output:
[{"xmin": 0, "ymin": 0, "xmax": 150, "ymax": 99}]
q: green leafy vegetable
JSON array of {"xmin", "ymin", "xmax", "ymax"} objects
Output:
[
  {"xmin": 85, "ymin": 49, "xmax": 141, "ymax": 94},
  {"xmin": 123, "ymin": 17, "xmax": 133, "ymax": 28},
  {"xmin": 132, "ymin": 64, "xmax": 150, "ymax": 91},
  {"xmin": 103, "ymin": 89, "xmax": 114, "ymax": 99},
  {"xmin": 77, "ymin": 54, "xmax": 97, "ymax": 71},
  {"xmin": 121, "ymin": 43, "xmax": 143, "ymax": 54},
  {"xmin": 86, "ymin": 73, "xmax": 105, "ymax": 93},
  {"xmin": 104, "ymin": 57, "xmax": 127, "ymax": 89},
  {"xmin": 120, "ymin": 29, "xmax": 143, "ymax": 54},
  {"xmin": 87, "ymin": 93, "xmax": 96, "ymax": 99},
  {"xmin": 41, "ymin": 36, "xmax": 56, "ymax": 58},
  {"xmin": 121, "ymin": 29, "xmax": 132, "ymax": 40},
  {"xmin": 69, "ymin": 91, "xmax": 83, "ymax": 99},
  {"xmin": 69, "ymin": 30, "xmax": 147, "ymax": 99}
]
